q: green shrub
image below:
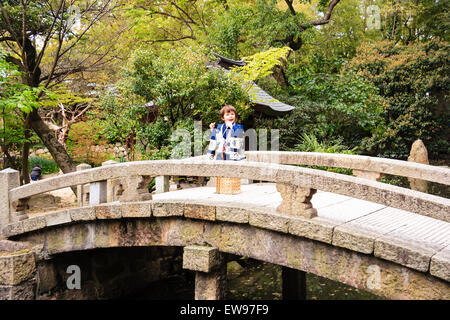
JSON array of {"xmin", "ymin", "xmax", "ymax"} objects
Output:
[
  {"xmin": 29, "ymin": 156, "xmax": 59, "ymax": 174},
  {"xmin": 347, "ymin": 40, "xmax": 450, "ymax": 159},
  {"xmin": 291, "ymin": 133, "xmax": 356, "ymax": 175}
]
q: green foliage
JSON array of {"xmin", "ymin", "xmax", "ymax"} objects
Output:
[
  {"xmin": 205, "ymin": 1, "xmax": 314, "ymax": 57},
  {"xmin": 0, "ymin": 50, "xmax": 55, "ymax": 170},
  {"xmin": 125, "ymin": 47, "xmax": 250, "ymax": 126},
  {"xmin": 379, "ymin": 0, "xmax": 449, "ymax": 44},
  {"xmin": 98, "ymin": 91, "xmax": 139, "ymax": 145},
  {"xmin": 66, "ymin": 120, "xmax": 108, "ymax": 165},
  {"xmin": 293, "ymin": 133, "xmax": 357, "ymax": 155},
  {"xmin": 347, "ymin": 40, "xmax": 450, "ymax": 159},
  {"xmin": 232, "ymin": 47, "xmax": 292, "ymax": 82},
  {"xmin": 205, "ymin": 5, "xmax": 253, "ymax": 59},
  {"xmin": 282, "ymin": 53, "xmax": 384, "ymax": 148},
  {"xmin": 291, "ymin": 133, "xmax": 356, "ymax": 175},
  {"xmin": 0, "ymin": 51, "xmax": 46, "ymax": 114},
  {"xmin": 28, "ymin": 156, "xmax": 59, "ymax": 174},
  {"xmin": 99, "ymin": 46, "xmax": 251, "ymax": 159}
]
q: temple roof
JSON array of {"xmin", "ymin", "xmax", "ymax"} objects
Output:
[
  {"xmin": 212, "ymin": 53, "xmax": 295, "ymax": 115},
  {"xmin": 211, "ymin": 53, "xmax": 295, "ymax": 116}
]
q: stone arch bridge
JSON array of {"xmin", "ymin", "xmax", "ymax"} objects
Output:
[{"xmin": 0, "ymin": 151, "xmax": 449, "ymax": 300}]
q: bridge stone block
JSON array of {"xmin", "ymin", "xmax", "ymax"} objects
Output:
[
  {"xmin": 2, "ymin": 222, "xmax": 24, "ymax": 238},
  {"xmin": 0, "ymin": 251, "xmax": 36, "ymax": 286},
  {"xmin": 430, "ymin": 246, "xmax": 450, "ymax": 282},
  {"xmin": 21, "ymin": 216, "xmax": 46, "ymax": 234},
  {"xmin": 183, "ymin": 245, "xmax": 227, "ymax": 300},
  {"xmin": 248, "ymin": 209, "xmax": 290, "ymax": 233},
  {"xmin": 94, "ymin": 222, "xmax": 120, "ymax": 249},
  {"xmin": 0, "ymin": 278, "xmax": 36, "ymax": 300},
  {"xmin": 0, "ymin": 241, "xmax": 36, "ymax": 300},
  {"xmin": 374, "ymin": 235, "xmax": 438, "ymax": 272},
  {"xmin": 215, "ymin": 204, "xmax": 249, "ymax": 224},
  {"xmin": 288, "ymin": 217, "xmax": 335, "ymax": 244},
  {"xmin": 152, "ymin": 200, "xmax": 184, "ymax": 217},
  {"xmin": 69, "ymin": 206, "xmax": 96, "ymax": 221},
  {"xmin": 184, "ymin": 203, "xmax": 215, "ymax": 221},
  {"xmin": 183, "ymin": 245, "xmax": 223, "ymax": 273},
  {"xmin": 332, "ymin": 225, "xmax": 377, "ymax": 254},
  {"xmin": 94, "ymin": 203, "xmax": 122, "ymax": 220},
  {"xmin": 121, "ymin": 202, "xmax": 152, "ymax": 218},
  {"xmin": 45, "ymin": 210, "xmax": 72, "ymax": 227},
  {"xmin": 165, "ymin": 219, "xmax": 205, "ymax": 247}
]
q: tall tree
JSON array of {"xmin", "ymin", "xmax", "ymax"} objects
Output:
[{"xmin": 0, "ymin": 0, "xmax": 121, "ymax": 176}]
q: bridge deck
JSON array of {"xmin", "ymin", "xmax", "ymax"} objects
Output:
[{"xmin": 153, "ymin": 183, "xmax": 450, "ymax": 261}]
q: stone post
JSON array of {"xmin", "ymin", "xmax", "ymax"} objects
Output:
[
  {"xmin": 407, "ymin": 139, "xmax": 429, "ymax": 193},
  {"xmin": 276, "ymin": 183, "xmax": 317, "ymax": 218},
  {"xmin": 282, "ymin": 267, "xmax": 306, "ymax": 300},
  {"xmin": 155, "ymin": 175, "xmax": 169, "ymax": 194},
  {"xmin": 0, "ymin": 169, "xmax": 26, "ymax": 237},
  {"xmin": 0, "ymin": 240, "xmax": 37, "ymax": 300},
  {"xmin": 182, "ymin": 245, "xmax": 227, "ymax": 300},
  {"xmin": 101, "ymin": 160, "xmax": 119, "ymax": 202},
  {"xmin": 76, "ymin": 164, "xmax": 91, "ymax": 207}
]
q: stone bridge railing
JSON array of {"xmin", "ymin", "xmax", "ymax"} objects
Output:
[
  {"xmin": 0, "ymin": 152, "xmax": 449, "ymax": 300},
  {"xmin": 1, "ymin": 153, "xmax": 449, "ymax": 232},
  {"xmin": 245, "ymin": 151, "xmax": 450, "ymax": 184}
]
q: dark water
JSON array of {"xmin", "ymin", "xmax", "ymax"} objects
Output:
[{"xmin": 125, "ymin": 259, "xmax": 383, "ymax": 300}]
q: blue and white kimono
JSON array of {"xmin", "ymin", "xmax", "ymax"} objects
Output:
[{"xmin": 207, "ymin": 122, "xmax": 246, "ymax": 161}]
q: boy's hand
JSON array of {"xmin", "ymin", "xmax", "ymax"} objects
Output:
[{"xmin": 209, "ymin": 123, "xmax": 215, "ymax": 130}]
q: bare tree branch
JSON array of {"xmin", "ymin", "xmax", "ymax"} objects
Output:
[
  {"xmin": 304, "ymin": 0, "xmax": 341, "ymax": 28},
  {"xmin": 285, "ymin": 0, "xmax": 296, "ymax": 16}
]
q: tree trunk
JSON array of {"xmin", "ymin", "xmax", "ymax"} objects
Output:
[
  {"xmin": 21, "ymin": 114, "xmax": 32, "ymax": 185},
  {"xmin": 29, "ymin": 108, "xmax": 77, "ymax": 195},
  {"xmin": 29, "ymin": 109, "xmax": 75, "ymax": 174}
]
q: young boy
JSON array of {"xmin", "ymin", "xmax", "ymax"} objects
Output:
[{"xmin": 208, "ymin": 105, "xmax": 246, "ymax": 161}]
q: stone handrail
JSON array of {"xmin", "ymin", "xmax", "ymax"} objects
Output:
[
  {"xmin": 245, "ymin": 151, "xmax": 450, "ymax": 185},
  {"xmin": 3, "ymin": 159, "xmax": 449, "ymax": 223}
]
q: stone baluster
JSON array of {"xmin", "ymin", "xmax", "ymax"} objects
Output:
[
  {"xmin": 155, "ymin": 175, "xmax": 169, "ymax": 194},
  {"xmin": 76, "ymin": 163, "xmax": 91, "ymax": 206},
  {"xmin": 101, "ymin": 160, "xmax": 120, "ymax": 202},
  {"xmin": 352, "ymin": 169, "xmax": 383, "ymax": 182},
  {"xmin": 276, "ymin": 183, "xmax": 317, "ymax": 218},
  {"xmin": 89, "ymin": 180, "xmax": 108, "ymax": 205},
  {"xmin": 121, "ymin": 175, "xmax": 153, "ymax": 202},
  {"xmin": 182, "ymin": 245, "xmax": 227, "ymax": 300}
]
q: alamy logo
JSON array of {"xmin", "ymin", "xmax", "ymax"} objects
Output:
[
  {"xmin": 67, "ymin": 5, "xmax": 81, "ymax": 29},
  {"xmin": 366, "ymin": 265, "xmax": 381, "ymax": 290},
  {"xmin": 366, "ymin": 5, "xmax": 381, "ymax": 30},
  {"xmin": 66, "ymin": 265, "xmax": 81, "ymax": 290}
]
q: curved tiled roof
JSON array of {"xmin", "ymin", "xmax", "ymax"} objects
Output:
[{"xmin": 211, "ymin": 53, "xmax": 295, "ymax": 115}]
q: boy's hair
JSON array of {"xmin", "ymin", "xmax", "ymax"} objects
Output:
[{"xmin": 220, "ymin": 105, "xmax": 237, "ymax": 119}]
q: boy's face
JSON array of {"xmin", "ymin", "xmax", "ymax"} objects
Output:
[{"xmin": 222, "ymin": 111, "xmax": 236, "ymax": 123}]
